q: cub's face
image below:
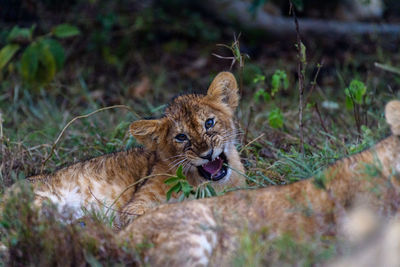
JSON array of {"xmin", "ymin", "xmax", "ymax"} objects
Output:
[
  {"xmin": 130, "ymin": 72, "xmax": 241, "ymax": 183},
  {"xmin": 162, "ymin": 95, "xmax": 237, "ymax": 181}
]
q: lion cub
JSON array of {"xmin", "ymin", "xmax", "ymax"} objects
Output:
[
  {"xmin": 20, "ymin": 72, "xmax": 246, "ymax": 225},
  {"xmin": 120, "ymin": 100, "xmax": 400, "ymax": 266}
]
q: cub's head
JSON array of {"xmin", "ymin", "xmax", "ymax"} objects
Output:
[{"xmin": 129, "ymin": 72, "xmax": 244, "ymax": 186}]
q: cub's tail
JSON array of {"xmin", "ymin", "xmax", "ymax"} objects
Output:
[{"xmin": 385, "ymin": 100, "xmax": 400, "ymax": 136}]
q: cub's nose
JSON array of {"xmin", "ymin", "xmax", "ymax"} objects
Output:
[{"xmin": 200, "ymin": 149, "xmax": 213, "ymax": 161}]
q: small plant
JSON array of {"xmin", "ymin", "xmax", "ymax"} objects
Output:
[
  {"xmin": 213, "ymin": 34, "xmax": 249, "ymax": 93},
  {"xmin": 164, "ymin": 165, "xmax": 217, "ymax": 201},
  {"xmin": 268, "ymin": 108, "xmax": 285, "ymax": 129},
  {"xmin": 345, "ymin": 79, "xmax": 367, "ymax": 134},
  {"xmin": 253, "ymin": 69, "xmax": 289, "ymax": 129},
  {"xmin": 271, "ymin": 70, "xmax": 289, "ymax": 96},
  {"xmin": 0, "ymin": 24, "xmax": 80, "ymax": 89},
  {"xmin": 164, "ymin": 165, "xmax": 194, "ymax": 201}
]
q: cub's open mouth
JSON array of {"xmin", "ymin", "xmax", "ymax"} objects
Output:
[{"xmin": 197, "ymin": 152, "xmax": 228, "ymax": 181}]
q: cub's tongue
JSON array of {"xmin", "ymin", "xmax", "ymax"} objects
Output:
[{"xmin": 202, "ymin": 157, "xmax": 223, "ymax": 175}]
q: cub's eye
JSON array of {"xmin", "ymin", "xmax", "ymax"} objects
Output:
[
  {"xmin": 205, "ymin": 118, "xmax": 215, "ymax": 130},
  {"xmin": 175, "ymin": 133, "xmax": 188, "ymax": 142}
]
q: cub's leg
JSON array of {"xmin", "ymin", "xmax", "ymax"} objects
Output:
[{"xmin": 10, "ymin": 149, "xmax": 154, "ymax": 221}]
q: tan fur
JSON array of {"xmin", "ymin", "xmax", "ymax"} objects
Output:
[
  {"xmin": 120, "ymin": 101, "xmax": 400, "ymax": 266},
  {"xmin": 17, "ymin": 72, "xmax": 246, "ymax": 225}
]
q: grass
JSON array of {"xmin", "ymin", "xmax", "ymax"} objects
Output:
[
  {"xmin": 1, "ymin": 35, "xmax": 400, "ymax": 265},
  {"xmin": 0, "ymin": 183, "xmax": 140, "ymax": 266}
]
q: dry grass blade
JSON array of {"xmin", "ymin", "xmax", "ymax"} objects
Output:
[
  {"xmin": 105, "ymin": 173, "xmax": 174, "ymax": 216},
  {"xmin": 374, "ymin": 62, "xmax": 400, "ymax": 75},
  {"xmin": 40, "ymin": 105, "xmax": 139, "ymax": 173},
  {"xmin": 240, "ymin": 133, "xmax": 265, "ymax": 153}
]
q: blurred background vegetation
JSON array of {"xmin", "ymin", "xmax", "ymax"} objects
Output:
[
  {"xmin": 2, "ymin": 1, "xmax": 400, "ymax": 264},
  {"xmin": 1, "ymin": 0, "xmax": 400, "ymax": 185}
]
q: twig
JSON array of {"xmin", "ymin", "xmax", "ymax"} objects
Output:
[
  {"xmin": 40, "ymin": 105, "xmax": 138, "ymax": 173},
  {"xmin": 240, "ymin": 133, "xmax": 265, "ymax": 153},
  {"xmin": 243, "ymin": 107, "xmax": 254, "ymax": 145},
  {"xmin": 314, "ymin": 103, "xmax": 330, "ymax": 136},
  {"xmin": 290, "ymin": 1, "xmax": 305, "ymax": 155},
  {"xmin": 304, "ymin": 61, "xmax": 324, "ymax": 108},
  {"xmin": 213, "ymin": 33, "xmax": 249, "ymax": 96}
]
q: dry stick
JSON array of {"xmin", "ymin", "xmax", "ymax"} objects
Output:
[
  {"xmin": 290, "ymin": 2, "xmax": 305, "ymax": 155},
  {"xmin": 243, "ymin": 107, "xmax": 254, "ymax": 145},
  {"xmin": 304, "ymin": 62, "xmax": 323, "ymax": 109},
  {"xmin": 40, "ymin": 105, "xmax": 138, "ymax": 173},
  {"xmin": 314, "ymin": 104, "xmax": 330, "ymax": 136},
  {"xmin": 350, "ymin": 94, "xmax": 362, "ymax": 136},
  {"xmin": 234, "ymin": 33, "xmax": 245, "ymax": 97}
]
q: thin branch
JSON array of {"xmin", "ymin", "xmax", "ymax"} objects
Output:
[
  {"xmin": 304, "ymin": 62, "xmax": 324, "ymax": 108},
  {"xmin": 290, "ymin": 1, "xmax": 305, "ymax": 155},
  {"xmin": 242, "ymin": 107, "xmax": 254, "ymax": 145},
  {"xmin": 314, "ymin": 103, "xmax": 330, "ymax": 136}
]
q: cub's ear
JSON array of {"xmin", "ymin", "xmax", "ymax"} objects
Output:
[
  {"xmin": 385, "ymin": 100, "xmax": 400, "ymax": 136},
  {"xmin": 206, "ymin": 72, "xmax": 239, "ymax": 110},
  {"xmin": 129, "ymin": 119, "xmax": 166, "ymax": 149}
]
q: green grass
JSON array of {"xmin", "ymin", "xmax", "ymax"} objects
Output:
[{"xmin": 1, "ymin": 39, "xmax": 400, "ymax": 265}]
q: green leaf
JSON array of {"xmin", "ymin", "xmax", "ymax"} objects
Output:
[
  {"xmin": 206, "ymin": 184, "xmax": 217, "ymax": 196},
  {"xmin": 0, "ymin": 44, "xmax": 20, "ymax": 70},
  {"xmin": 166, "ymin": 183, "xmax": 180, "ymax": 201},
  {"xmin": 176, "ymin": 165, "xmax": 185, "ymax": 179},
  {"xmin": 20, "ymin": 43, "xmax": 39, "ymax": 82},
  {"xmin": 271, "ymin": 70, "xmax": 289, "ymax": 96},
  {"xmin": 164, "ymin": 176, "xmax": 181, "ymax": 185},
  {"xmin": 181, "ymin": 182, "xmax": 193, "ymax": 196},
  {"xmin": 7, "ymin": 26, "xmax": 33, "ymax": 42},
  {"xmin": 346, "ymin": 79, "xmax": 366, "ymax": 104},
  {"xmin": 52, "ymin": 24, "xmax": 81, "ymax": 38},
  {"xmin": 254, "ymin": 89, "xmax": 270, "ymax": 103},
  {"xmin": 252, "ymin": 74, "xmax": 265, "ymax": 84},
  {"xmin": 40, "ymin": 39, "xmax": 65, "ymax": 71},
  {"xmin": 345, "ymin": 94, "xmax": 353, "ymax": 110},
  {"xmin": 36, "ymin": 43, "xmax": 57, "ymax": 84},
  {"xmin": 268, "ymin": 108, "xmax": 284, "ymax": 129}
]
